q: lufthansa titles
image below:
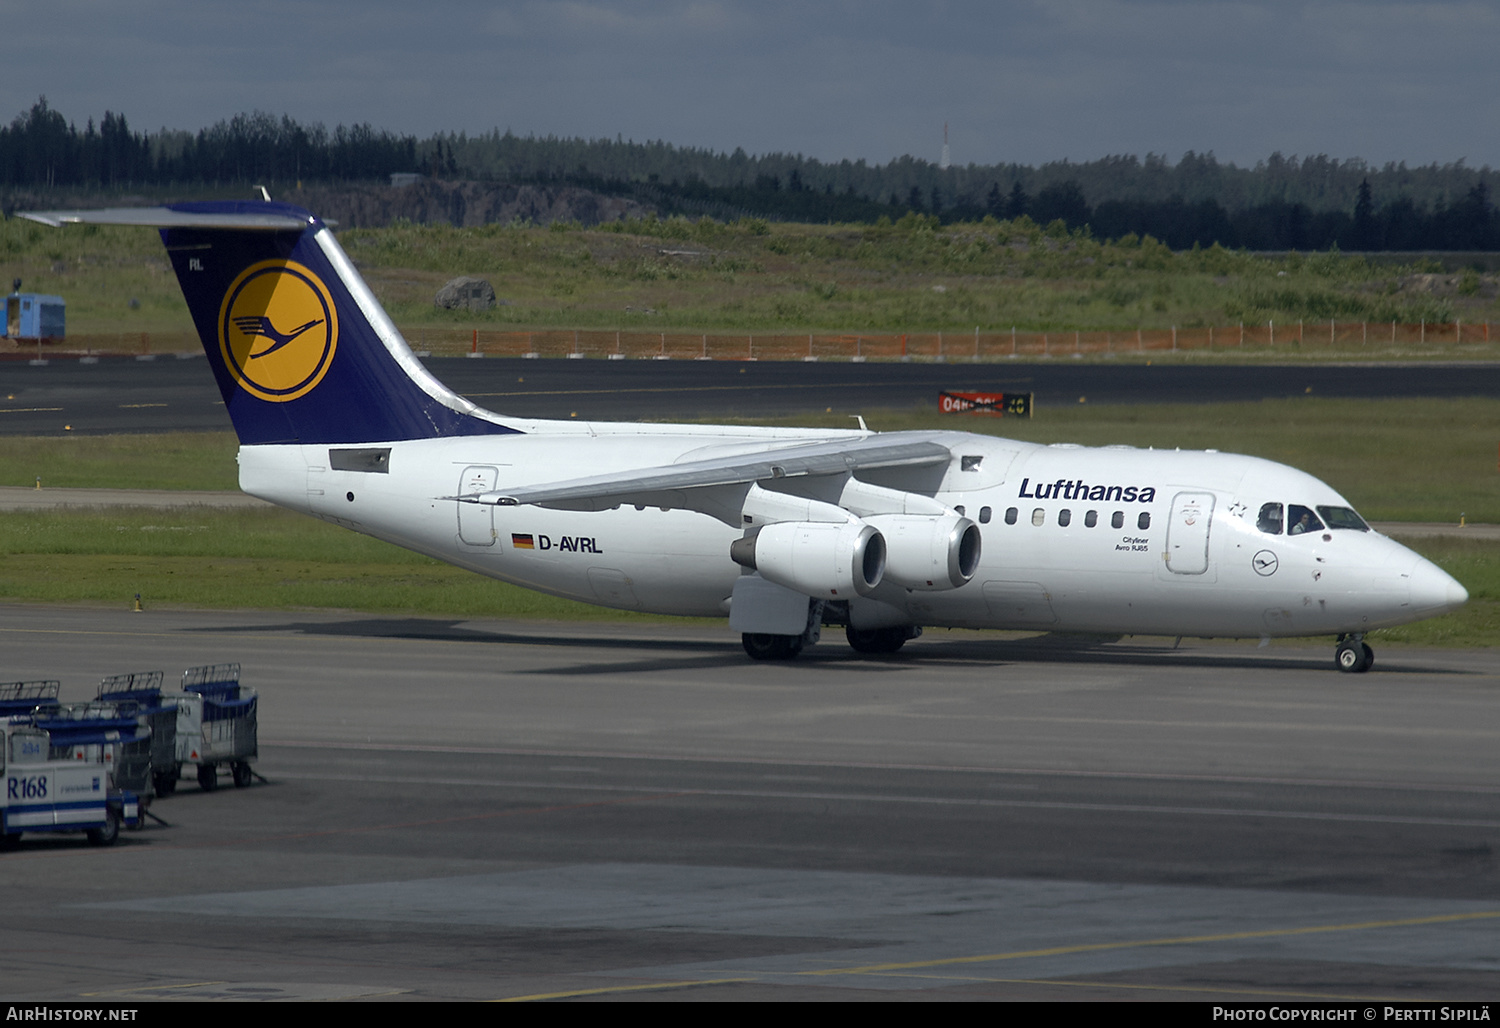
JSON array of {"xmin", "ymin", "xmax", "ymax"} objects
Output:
[{"xmin": 1018, "ymin": 477, "xmax": 1158, "ymax": 503}]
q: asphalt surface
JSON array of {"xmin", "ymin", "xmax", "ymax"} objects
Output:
[
  {"xmin": 2, "ymin": 352, "xmax": 1498, "ymax": 1003},
  {"xmin": 1, "ymin": 606, "xmax": 1498, "ymax": 1002},
  {"xmin": 3, "ymin": 353, "xmax": 1500, "ymax": 434}
]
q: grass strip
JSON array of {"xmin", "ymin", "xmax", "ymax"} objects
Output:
[
  {"xmin": 0, "ymin": 393, "xmax": 1494, "ymax": 643},
  {"xmin": 2, "ymin": 397, "xmax": 1498, "ymax": 521},
  {"xmin": 1376, "ymin": 536, "xmax": 1500, "ymax": 648},
  {"xmin": 0, "ymin": 432, "xmax": 239, "ymax": 491},
  {"xmin": 0, "ymin": 507, "xmax": 659, "ymax": 622},
  {"xmin": 12, "ymin": 217, "xmax": 1494, "ymax": 338},
  {"xmin": 0, "ymin": 507, "xmax": 1490, "ymax": 646}
]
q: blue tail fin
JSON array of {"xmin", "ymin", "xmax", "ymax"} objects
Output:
[{"xmin": 25, "ymin": 201, "xmax": 517, "ymax": 445}]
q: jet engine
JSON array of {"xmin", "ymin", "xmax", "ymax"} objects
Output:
[
  {"xmin": 864, "ymin": 513, "xmax": 981, "ymax": 590},
  {"xmin": 730, "ymin": 520, "xmax": 886, "ymax": 599}
]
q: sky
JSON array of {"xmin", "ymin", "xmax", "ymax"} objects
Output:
[{"xmin": 5, "ymin": 0, "xmax": 1497, "ymax": 171}]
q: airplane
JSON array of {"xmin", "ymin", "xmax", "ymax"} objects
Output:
[{"xmin": 19, "ymin": 201, "xmax": 1468, "ymax": 672}]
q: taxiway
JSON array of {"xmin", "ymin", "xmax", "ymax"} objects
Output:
[{"xmin": 1, "ymin": 605, "xmax": 1497, "ymax": 1001}]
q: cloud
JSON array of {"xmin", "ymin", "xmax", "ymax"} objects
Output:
[{"xmin": 4, "ymin": 0, "xmax": 1494, "ymax": 168}]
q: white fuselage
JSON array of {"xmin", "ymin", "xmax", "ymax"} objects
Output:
[{"xmin": 237, "ymin": 418, "xmax": 1464, "ymax": 640}]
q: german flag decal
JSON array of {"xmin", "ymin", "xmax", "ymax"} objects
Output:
[{"xmin": 511, "ymin": 533, "xmax": 534, "ymax": 549}]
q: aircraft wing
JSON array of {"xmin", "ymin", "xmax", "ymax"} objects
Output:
[{"xmin": 469, "ymin": 435, "xmax": 953, "ymax": 513}]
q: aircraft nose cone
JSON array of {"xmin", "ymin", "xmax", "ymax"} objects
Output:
[{"xmin": 1409, "ymin": 558, "xmax": 1468, "ymax": 613}]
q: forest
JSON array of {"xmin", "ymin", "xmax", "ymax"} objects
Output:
[{"xmin": 2, "ymin": 98, "xmax": 1496, "ymax": 251}]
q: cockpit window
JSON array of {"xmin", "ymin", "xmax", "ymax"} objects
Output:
[
  {"xmin": 1317, "ymin": 505, "xmax": 1369, "ymax": 532},
  {"xmin": 1287, "ymin": 505, "xmax": 1325, "ymax": 535},
  {"xmin": 1256, "ymin": 502, "xmax": 1283, "ymax": 535}
]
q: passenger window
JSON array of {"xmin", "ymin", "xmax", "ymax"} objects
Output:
[
  {"xmin": 1058, "ymin": 509, "xmax": 1072, "ymax": 527},
  {"xmin": 1317, "ymin": 505, "xmax": 1369, "ymax": 531},
  {"xmin": 1256, "ymin": 502, "xmax": 1283, "ymax": 535},
  {"xmin": 1084, "ymin": 510, "xmax": 1098, "ymax": 528},
  {"xmin": 979, "ymin": 506, "xmax": 992, "ymax": 524},
  {"xmin": 1031, "ymin": 508, "xmax": 1045, "ymax": 527},
  {"xmin": 954, "ymin": 505, "xmax": 965, "ymax": 516},
  {"xmin": 1004, "ymin": 507, "xmax": 1018, "ymax": 525},
  {"xmin": 1111, "ymin": 511, "xmax": 1124, "ymax": 529},
  {"xmin": 1137, "ymin": 512, "xmax": 1151, "ymax": 530},
  {"xmin": 1288, "ymin": 505, "xmax": 1325, "ymax": 536}
]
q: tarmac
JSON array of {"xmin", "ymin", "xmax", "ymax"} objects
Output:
[{"xmin": 1, "ymin": 604, "xmax": 1497, "ymax": 1001}]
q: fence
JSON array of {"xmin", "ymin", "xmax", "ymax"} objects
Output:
[
  {"xmin": 1, "ymin": 331, "xmax": 200, "ymax": 358},
  {"xmin": 403, "ymin": 321, "xmax": 1498, "ymax": 361},
  {"xmin": 10, "ymin": 321, "xmax": 1497, "ymax": 362}
]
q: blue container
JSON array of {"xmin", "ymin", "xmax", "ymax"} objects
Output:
[{"xmin": 4, "ymin": 293, "xmax": 65, "ymax": 340}]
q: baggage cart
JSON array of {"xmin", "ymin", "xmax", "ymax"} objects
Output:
[
  {"xmin": 176, "ymin": 663, "xmax": 257, "ymax": 791},
  {"xmin": 97, "ymin": 671, "xmax": 180, "ymax": 797},
  {"xmin": 33, "ymin": 702, "xmax": 155, "ymax": 797},
  {"xmin": 1, "ymin": 716, "xmax": 143, "ymax": 848},
  {"xmin": 0, "ymin": 680, "xmax": 61, "ymax": 719}
]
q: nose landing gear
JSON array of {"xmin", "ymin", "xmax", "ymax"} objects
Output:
[{"xmin": 1335, "ymin": 634, "xmax": 1374, "ymax": 673}]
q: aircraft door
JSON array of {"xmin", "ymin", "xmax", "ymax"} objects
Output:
[
  {"xmin": 1165, "ymin": 491, "xmax": 1214, "ymax": 575},
  {"xmin": 457, "ymin": 466, "xmax": 498, "ymax": 546}
]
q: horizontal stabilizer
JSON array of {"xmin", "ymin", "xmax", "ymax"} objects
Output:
[{"xmin": 18, "ymin": 206, "xmax": 311, "ymax": 230}]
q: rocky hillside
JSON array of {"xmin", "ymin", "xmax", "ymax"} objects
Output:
[
  {"xmin": 3, "ymin": 179, "xmax": 654, "ymax": 229},
  {"xmin": 280, "ymin": 179, "xmax": 654, "ymax": 229}
]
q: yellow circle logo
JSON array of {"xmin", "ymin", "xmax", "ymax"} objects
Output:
[{"xmin": 218, "ymin": 260, "xmax": 338, "ymax": 402}]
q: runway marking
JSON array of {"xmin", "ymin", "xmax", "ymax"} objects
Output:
[
  {"xmin": 0, "ymin": 406, "xmax": 63, "ymax": 413},
  {"xmin": 82, "ymin": 981, "xmax": 225, "ymax": 997},
  {"xmin": 890, "ymin": 711, "xmax": 1500, "ymax": 741},
  {"xmin": 0, "ymin": 626, "xmax": 221, "ymax": 640},
  {"xmin": 162, "ymin": 791, "xmax": 693, "ymax": 849},
  {"xmin": 875, "ymin": 975, "xmax": 1423, "ymax": 1002},
  {"xmin": 495, "ymin": 978, "xmax": 754, "ymax": 1002},
  {"xmin": 268, "ymin": 740, "xmax": 1500, "ymax": 796},
  {"xmin": 270, "ymin": 771, "xmax": 1500, "ymax": 829},
  {"xmin": 117, "ymin": 402, "xmax": 168, "ymax": 408},
  {"xmin": 800, "ymin": 910, "xmax": 1500, "ymax": 977}
]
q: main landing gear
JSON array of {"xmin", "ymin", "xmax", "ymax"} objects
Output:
[
  {"xmin": 743, "ymin": 626, "xmax": 916, "ymax": 659},
  {"xmin": 742, "ymin": 599, "xmax": 825, "ymax": 661},
  {"xmin": 1335, "ymin": 634, "xmax": 1374, "ymax": 674},
  {"xmin": 743, "ymin": 622, "xmax": 920, "ymax": 661},
  {"xmin": 845, "ymin": 625, "xmax": 915, "ymax": 655},
  {"xmin": 742, "ymin": 632, "xmax": 804, "ymax": 660}
]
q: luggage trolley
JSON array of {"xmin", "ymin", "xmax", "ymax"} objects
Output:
[
  {"xmin": 34, "ymin": 702, "xmax": 155, "ymax": 798},
  {"xmin": 0, "ymin": 680, "xmax": 61, "ymax": 719},
  {"xmin": 97, "ymin": 671, "xmax": 181, "ymax": 797},
  {"xmin": 1, "ymin": 714, "xmax": 146, "ymax": 849},
  {"xmin": 177, "ymin": 663, "xmax": 257, "ymax": 791}
]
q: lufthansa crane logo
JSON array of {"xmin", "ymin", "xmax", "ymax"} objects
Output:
[{"xmin": 217, "ymin": 260, "xmax": 338, "ymax": 402}]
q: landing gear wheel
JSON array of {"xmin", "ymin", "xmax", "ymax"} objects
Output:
[
  {"xmin": 197, "ymin": 764, "xmax": 219, "ymax": 791},
  {"xmin": 86, "ymin": 809, "xmax": 119, "ymax": 847},
  {"xmin": 1335, "ymin": 639, "xmax": 1374, "ymax": 673},
  {"xmin": 231, "ymin": 762, "xmax": 253, "ymax": 788},
  {"xmin": 742, "ymin": 633, "xmax": 804, "ymax": 660},
  {"xmin": 845, "ymin": 626, "xmax": 909, "ymax": 654},
  {"xmin": 0, "ymin": 832, "xmax": 21, "ymax": 850}
]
